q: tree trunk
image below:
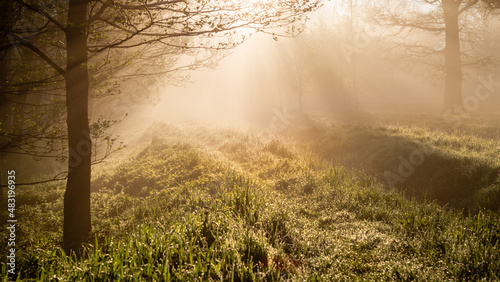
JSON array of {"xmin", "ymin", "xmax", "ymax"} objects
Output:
[
  {"xmin": 63, "ymin": 0, "xmax": 91, "ymax": 254},
  {"xmin": 442, "ymin": 0, "xmax": 463, "ymax": 112}
]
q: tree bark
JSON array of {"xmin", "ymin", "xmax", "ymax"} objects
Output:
[
  {"xmin": 442, "ymin": 0, "xmax": 463, "ymax": 112},
  {"xmin": 64, "ymin": 0, "xmax": 91, "ymax": 254}
]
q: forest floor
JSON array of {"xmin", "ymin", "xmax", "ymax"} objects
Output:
[{"xmin": 2, "ymin": 112, "xmax": 500, "ymax": 281}]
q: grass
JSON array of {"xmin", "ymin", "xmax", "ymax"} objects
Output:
[
  {"xmin": 1, "ymin": 114, "xmax": 500, "ymax": 281},
  {"xmin": 289, "ymin": 115, "xmax": 500, "ymax": 212}
]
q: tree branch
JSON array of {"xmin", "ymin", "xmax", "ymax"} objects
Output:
[
  {"xmin": 0, "ymin": 172, "xmax": 67, "ymax": 188},
  {"xmin": 458, "ymin": 0, "xmax": 479, "ymax": 15},
  {"xmin": 7, "ymin": 33, "xmax": 66, "ymax": 77},
  {"xmin": 15, "ymin": 0, "xmax": 67, "ymax": 32}
]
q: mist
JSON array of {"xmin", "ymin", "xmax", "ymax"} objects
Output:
[{"xmin": 105, "ymin": 1, "xmax": 500, "ymax": 140}]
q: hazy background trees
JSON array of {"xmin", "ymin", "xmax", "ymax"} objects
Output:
[{"xmin": 206, "ymin": 0, "xmax": 500, "ymax": 119}]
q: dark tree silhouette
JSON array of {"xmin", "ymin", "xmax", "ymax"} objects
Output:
[{"xmin": 64, "ymin": 0, "xmax": 93, "ymax": 253}]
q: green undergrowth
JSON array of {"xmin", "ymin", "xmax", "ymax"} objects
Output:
[{"xmin": 2, "ymin": 120, "xmax": 500, "ymax": 281}]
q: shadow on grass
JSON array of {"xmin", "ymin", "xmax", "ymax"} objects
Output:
[{"xmin": 290, "ymin": 121, "xmax": 500, "ymax": 213}]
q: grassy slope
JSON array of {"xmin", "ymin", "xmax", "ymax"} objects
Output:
[
  {"xmin": 288, "ymin": 114, "xmax": 500, "ymax": 211},
  {"xmin": 2, "ymin": 117, "xmax": 500, "ymax": 281}
]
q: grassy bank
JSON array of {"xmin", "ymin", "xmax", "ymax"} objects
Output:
[{"xmin": 287, "ymin": 113, "xmax": 500, "ymax": 212}]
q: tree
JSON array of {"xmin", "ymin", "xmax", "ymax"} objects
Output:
[
  {"xmin": 372, "ymin": 0, "xmax": 498, "ymax": 112},
  {"xmin": 4, "ymin": 0, "xmax": 320, "ymax": 253},
  {"xmin": 442, "ymin": 0, "xmax": 466, "ymax": 111}
]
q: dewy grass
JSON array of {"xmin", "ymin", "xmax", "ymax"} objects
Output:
[
  {"xmin": 291, "ymin": 119, "xmax": 500, "ymax": 211},
  {"xmin": 2, "ymin": 119, "xmax": 500, "ymax": 280}
]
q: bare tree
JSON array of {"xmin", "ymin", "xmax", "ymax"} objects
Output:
[{"xmin": 372, "ymin": 0, "xmax": 499, "ymax": 112}]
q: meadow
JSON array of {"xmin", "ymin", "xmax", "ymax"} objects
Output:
[{"xmin": 1, "ymin": 113, "xmax": 500, "ymax": 281}]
